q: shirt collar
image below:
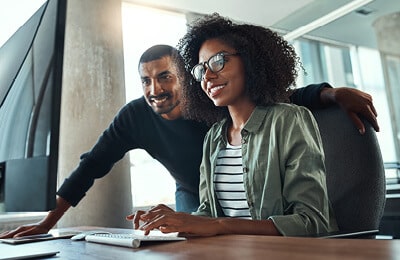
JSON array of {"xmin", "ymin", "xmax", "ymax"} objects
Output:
[
  {"xmin": 212, "ymin": 106, "xmax": 270, "ymax": 142},
  {"xmin": 243, "ymin": 106, "xmax": 269, "ymax": 133}
]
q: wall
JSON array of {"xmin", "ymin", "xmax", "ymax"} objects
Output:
[{"xmin": 57, "ymin": 0, "xmax": 132, "ymax": 228}]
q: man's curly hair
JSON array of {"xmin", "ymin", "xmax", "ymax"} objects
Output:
[{"xmin": 177, "ymin": 13, "xmax": 299, "ymax": 126}]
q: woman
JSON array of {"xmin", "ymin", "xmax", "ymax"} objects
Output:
[{"xmin": 127, "ymin": 13, "xmax": 338, "ymax": 237}]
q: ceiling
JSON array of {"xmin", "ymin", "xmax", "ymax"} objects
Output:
[{"xmin": 126, "ymin": 0, "xmax": 400, "ymax": 49}]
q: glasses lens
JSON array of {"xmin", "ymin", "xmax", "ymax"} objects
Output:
[
  {"xmin": 209, "ymin": 54, "xmax": 225, "ymax": 73},
  {"xmin": 191, "ymin": 64, "xmax": 204, "ymax": 82},
  {"xmin": 191, "ymin": 53, "xmax": 228, "ymax": 82}
]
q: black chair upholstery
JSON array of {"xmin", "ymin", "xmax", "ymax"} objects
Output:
[{"xmin": 311, "ymin": 106, "xmax": 386, "ymax": 233}]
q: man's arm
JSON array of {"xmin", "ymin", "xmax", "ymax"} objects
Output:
[
  {"xmin": 291, "ymin": 83, "xmax": 379, "ymax": 134},
  {"xmin": 290, "ymin": 83, "xmax": 331, "ymax": 109},
  {"xmin": 0, "ymin": 101, "xmax": 142, "ymax": 239},
  {"xmin": 0, "ymin": 196, "xmax": 71, "ymax": 238},
  {"xmin": 319, "ymin": 87, "xmax": 379, "ymax": 134}
]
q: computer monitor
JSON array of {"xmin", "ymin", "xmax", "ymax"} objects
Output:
[{"xmin": 0, "ymin": 0, "xmax": 67, "ymax": 212}]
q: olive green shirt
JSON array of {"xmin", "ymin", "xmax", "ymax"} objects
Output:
[{"xmin": 194, "ymin": 104, "xmax": 338, "ymax": 236}]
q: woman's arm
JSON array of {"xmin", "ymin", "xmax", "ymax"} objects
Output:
[
  {"xmin": 129, "ymin": 205, "xmax": 281, "ymax": 236},
  {"xmin": 270, "ymin": 106, "xmax": 337, "ymax": 236}
]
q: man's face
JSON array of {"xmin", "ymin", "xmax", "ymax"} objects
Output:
[{"xmin": 139, "ymin": 56, "xmax": 182, "ymax": 120}]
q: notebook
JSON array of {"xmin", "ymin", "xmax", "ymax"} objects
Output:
[
  {"xmin": 85, "ymin": 230, "xmax": 186, "ymax": 248},
  {"xmin": 0, "ymin": 247, "xmax": 59, "ymax": 260},
  {"xmin": 0, "ymin": 231, "xmax": 79, "ymax": 245}
]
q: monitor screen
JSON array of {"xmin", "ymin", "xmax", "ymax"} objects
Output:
[{"xmin": 0, "ymin": 0, "xmax": 66, "ymax": 212}]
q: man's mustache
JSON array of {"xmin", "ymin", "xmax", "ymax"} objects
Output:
[{"xmin": 148, "ymin": 93, "xmax": 171, "ymax": 100}]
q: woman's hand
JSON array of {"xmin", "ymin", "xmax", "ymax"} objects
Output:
[
  {"xmin": 126, "ymin": 204, "xmax": 218, "ymax": 236},
  {"xmin": 126, "ymin": 204, "xmax": 174, "ymax": 232}
]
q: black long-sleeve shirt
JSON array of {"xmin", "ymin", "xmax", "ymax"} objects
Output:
[{"xmin": 57, "ymin": 83, "xmax": 331, "ymax": 206}]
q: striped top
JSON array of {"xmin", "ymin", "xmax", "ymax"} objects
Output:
[{"xmin": 214, "ymin": 143, "xmax": 251, "ymax": 219}]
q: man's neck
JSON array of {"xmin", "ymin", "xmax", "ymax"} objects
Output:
[{"xmin": 160, "ymin": 106, "xmax": 182, "ymax": 120}]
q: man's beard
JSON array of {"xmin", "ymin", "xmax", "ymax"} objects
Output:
[{"xmin": 154, "ymin": 100, "xmax": 180, "ymax": 115}]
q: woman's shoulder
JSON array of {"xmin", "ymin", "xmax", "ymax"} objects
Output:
[
  {"xmin": 208, "ymin": 118, "xmax": 227, "ymax": 132},
  {"xmin": 269, "ymin": 103, "xmax": 310, "ymax": 111},
  {"xmin": 264, "ymin": 103, "xmax": 313, "ymax": 117},
  {"xmin": 257, "ymin": 104, "xmax": 315, "ymax": 126},
  {"xmin": 204, "ymin": 118, "xmax": 229, "ymax": 143}
]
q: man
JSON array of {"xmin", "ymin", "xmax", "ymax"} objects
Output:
[{"xmin": 0, "ymin": 45, "xmax": 379, "ymax": 238}]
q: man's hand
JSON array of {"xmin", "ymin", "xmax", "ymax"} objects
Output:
[
  {"xmin": 320, "ymin": 87, "xmax": 379, "ymax": 134},
  {"xmin": 0, "ymin": 223, "xmax": 50, "ymax": 239},
  {"xmin": 0, "ymin": 196, "xmax": 70, "ymax": 239}
]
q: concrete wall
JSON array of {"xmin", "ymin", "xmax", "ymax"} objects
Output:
[{"xmin": 57, "ymin": 0, "xmax": 132, "ymax": 228}]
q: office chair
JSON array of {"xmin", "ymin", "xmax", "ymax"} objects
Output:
[{"xmin": 311, "ymin": 105, "xmax": 386, "ymax": 237}]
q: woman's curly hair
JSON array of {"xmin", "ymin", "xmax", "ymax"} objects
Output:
[{"xmin": 177, "ymin": 13, "xmax": 300, "ymax": 126}]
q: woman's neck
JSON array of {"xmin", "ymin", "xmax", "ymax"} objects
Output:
[{"xmin": 227, "ymin": 102, "xmax": 256, "ymax": 146}]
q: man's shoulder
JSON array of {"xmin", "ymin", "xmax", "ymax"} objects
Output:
[
  {"xmin": 119, "ymin": 96, "xmax": 152, "ymax": 115},
  {"xmin": 125, "ymin": 96, "xmax": 147, "ymax": 109}
]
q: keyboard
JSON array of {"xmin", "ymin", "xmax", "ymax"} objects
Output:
[{"xmin": 85, "ymin": 231, "xmax": 186, "ymax": 248}]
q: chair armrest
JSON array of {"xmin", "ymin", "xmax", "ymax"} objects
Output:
[{"xmin": 306, "ymin": 229, "xmax": 379, "ymax": 239}]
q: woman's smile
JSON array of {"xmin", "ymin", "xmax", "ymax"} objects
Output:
[{"xmin": 208, "ymin": 84, "xmax": 226, "ymax": 98}]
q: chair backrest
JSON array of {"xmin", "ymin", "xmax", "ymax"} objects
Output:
[{"xmin": 311, "ymin": 106, "xmax": 386, "ymax": 232}]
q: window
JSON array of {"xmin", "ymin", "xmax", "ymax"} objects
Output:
[
  {"xmin": 354, "ymin": 47, "xmax": 397, "ymax": 164},
  {"xmin": 0, "ymin": 0, "xmax": 46, "ymax": 47},
  {"xmin": 382, "ymin": 54, "xmax": 400, "ymax": 161},
  {"xmin": 0, "ymin": 0, "xmax": 47, "ymax": 223},
  {"xmin": 294, "ymin": 39, "xmax": 355, "ymax": 87},
  {"xmin": 294, "ymin": 40, "xmax": 325, "ymax": 85},
  {"xmin": 121, "ymin": 3, "xmax": 187, "ymax": 207}
]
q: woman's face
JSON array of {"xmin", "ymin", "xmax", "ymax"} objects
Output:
[{"xmin": 198, "ymin": 39, "xmax": 246, "ymax": 107}]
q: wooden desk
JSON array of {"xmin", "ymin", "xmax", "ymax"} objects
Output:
[{"xmin": 1, "ymin": 226, "xmax": 399, "ymax": 259}]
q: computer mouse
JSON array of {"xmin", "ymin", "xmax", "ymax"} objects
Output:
[{"xmin": 70, "ymin": 231, "xmax": 110, "ymax": 241}]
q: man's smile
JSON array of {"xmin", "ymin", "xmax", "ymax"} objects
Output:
[{"xmin": 149, "ymin": 94, "xmax": 171, "ymax": 105}]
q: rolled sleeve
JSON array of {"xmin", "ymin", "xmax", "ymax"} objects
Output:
[{"xmin": 272, "ymin": 106, "xmax": 333, "ymax": 236}]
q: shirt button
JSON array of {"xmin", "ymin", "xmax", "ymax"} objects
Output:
[{"xmin": 243, "ymin": 167, "xmax": 248, "ymax": 173}]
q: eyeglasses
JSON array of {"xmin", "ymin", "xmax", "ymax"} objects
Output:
[{"xmin": 191, "ymin": 52, "xmax": 239, "ymax": 82}]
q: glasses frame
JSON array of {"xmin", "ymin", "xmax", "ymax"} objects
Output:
[{"xmin": 191, "ymin": 52, "xmax": 239, "ymax": 82}]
